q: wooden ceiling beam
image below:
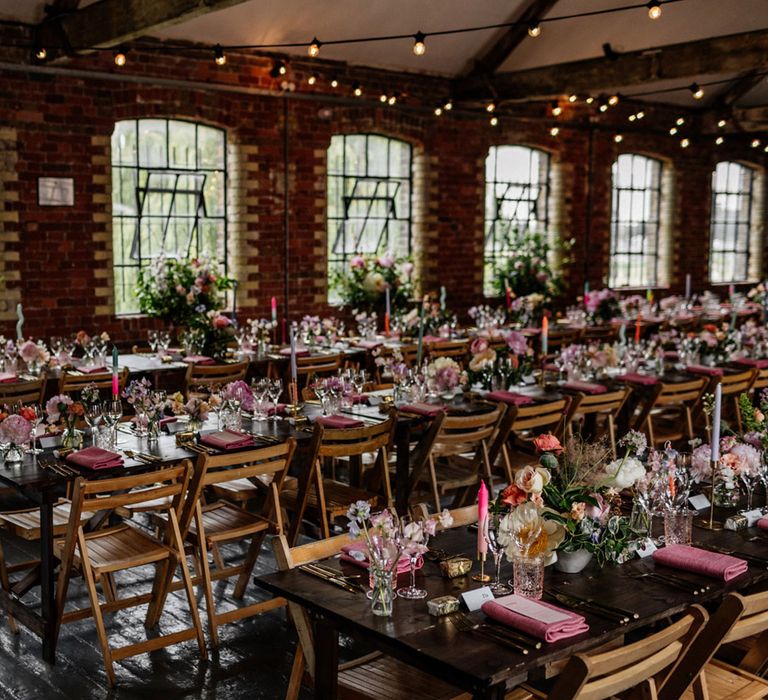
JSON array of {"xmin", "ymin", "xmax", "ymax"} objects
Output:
[
  {"xmin": 454, "ymin": 29, "xmax": 768, "ymax": 100},
  {"xmin": 40, "ymin": 0, "xmax": 253, "ymax": 51},
  {"xmin": 463, "ymin": 0, "xmax": 560, "ymax": 79}
]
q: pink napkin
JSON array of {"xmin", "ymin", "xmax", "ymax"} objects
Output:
[
  {"xmin": 199, "ymin": 429, "xmax": 255, "ymax": 450},
  {"xmin": 0, "ymin": 372, "xmax": 17, "ymax": 383},
  {"xmin": 399, "ymin": 402, "xmax": 445, "ymax": 417},
  {"xmin": 340, "ymin": 541, "xmax": 420, "ymax": 574},
  {"xmin": 356, "ymin": 340, "xmax": 382, "ymax": 349},
  {"xmin": 521, "ymin": 327, "xmax": 541, "ymax": 336},
  {"xmin": 350, "ymin": 394, "xmax": 369, "ymax": 405},
  {"xmin": 653, "ymin": 544, "xmax": 748, "ymax": 581},
  {"xmin": 663, "ymin": 351, "xmax": 680, "ymax": 360},
  {"xmin": 315, "ymin": 414, "xmax": 365, "ymax": 429},
  {"xmin": 182, "ymin": 355, "xmax": 215, "ymax": 365},
  {"xmin": 758, "ymin": 518, "xmax": 768, "ymax": 531},
  {"xmin": 686, "ymin": 365, "xmax": 724, "ymax": 377},
  {"xmin": 482, "ymin": 594, "xmax": 589, "ymax": 643},
  {"xmin": 267, "ymin": 403, "xmax": 287, "ymax": 416},
  {"xmin": 486, "ymin": 391, "xmax": 534, "ymax": 406},
  {"xmin": 278, "ymin": 347, "xmax": 310, "ymax": 357},
  {"xmin": 733, "ymin": 358, "xmax": 768, "ymax": 369},
  {"xmin": 422, "ymin": 335, "xmax": 447, "ymax": 344},
  {"xmin": 66, "ymin": 447, "xmax": 124, "ymax": 470},
  {"xmin": 80, "ymin": 365, "xmax": 108, "ymax": 374},
  {"xmin": 562, "ymin": 381, "xmax": 608, "ymax": 395},
  {"xmin": 159, "ymin": 416, "xmax": 177, "ymax": 427},
  {"xmin": 616, "ymin": 373, "xmax": 658, "ymax": 386}
]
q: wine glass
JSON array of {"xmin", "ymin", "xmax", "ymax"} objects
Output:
[
  {"xmin": 352, "ymin": 370, "xmax": 366, "ymax": 404},
  {"xmin": 83, "ymin": 402, "xmax": 104, "ymax": 447},
  {"xmin": 208, "ymin": 384, "xmax": 225, "ymax": 429},
  {"xmin": 251, "ymin": 378, "xmax": 270, "ymax": 422},
  {"xmin": 147, "ymin": 330, "xmax": 159, "ymax": 353},
  {"xmin": 396, "ymin": 518, "xmax": 428, "ymax": 600},
  {"xmin": 487, "ymin": 515, "xmax": 511, "ymax": 595},
  {"xmin": 102, "ymin": 399, "xmax": 123, "ymax": 449},
  {"xmin": 26, "ymin": 404, "xmax": 45, "ymax": 455},
  {"xmin": 268, "ymin": 378, "xmax": 283, "ymax": 421}
]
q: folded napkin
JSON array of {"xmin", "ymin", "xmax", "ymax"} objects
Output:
[
  {"xmin": 66, "ymin": 447, "xmax": 124, "ymax": 470},
  {"xmin": 486, "ymin": 390, "xmax": 534, "ymax": 406},
  {"xmin": 663, "ymin": 350, "xmax": 680, "ymax": 360},
  {"xmin": 199, "ymin": 429, "xmax": 255, "ymax": 450},
  {"xmin": 267, "ymin": 403, "xmax": 287, "ymax": 416},
  {"xmin": 616, "ymin": 373, "xmax": 658, "ymax": 386},
  {"xmin": 0, "ymin": 372, "xmax": 17, "ymax": 383},
  {"xmin": 341, "ymin": 541, "xmax": 420, "ymax": 575},
  {"xmin": 159, "ymin": 416, "xmax": 177, "ymax": 427},
  {"xmin": 482, "ymin": 594, "xmax": 589, "ymax": 643},
  {"xmin": 356, "ymin": 340, "xmax": 382, "ymax": 349},
  {"xmin": 686, "ymin": 365, "xmax": 724, "ymax": 377},
  {"xmin": 278, "ymin": 347, "xmax": 310, "ymax": 357},
  {"xmin": 182, "ymin": 355, "xmax": 215, "ymax": 365},
  {"xmin": 562, "ymin": 381, "xmax": 608, "ymax": 395},
  {"xmin": 758, "ymin": 518, "xmax": 768, "ymax": 531},
  {"xmin": 315, "ymin": 414, "xmax": 365, "ymax": 429},
  {"xmin": 80, "ymin": 365, "xmax": 108, "ymax": 374},
  {"xmin": 733, "ymin": 358, "xmax": 768, "ymax": 369},
  {"xmin": 399, "ymin": 402, "xmax": 445, "ymax": 417},
  {"xmin": 350, "ymin": 393, "xmax": 369, "ymax": 405},
  {"xmin": 653, "ymin": 544, "xmax": 748, "ymax": 581}
]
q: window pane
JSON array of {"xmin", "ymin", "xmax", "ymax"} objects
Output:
[
  {"xmin": 112, "ymin": 119, "xmax": 228, "ymax": 315},
  {"xmin": 609, "ymin": 154, "xmax": 662, "ymax": 288},
  {"xmin": 483, "ymin": 145, "xmax": 551, "ymax": 295},
  {"xmin": 709, "ymin": 161, "xmax": 755, "ymax": 284}
]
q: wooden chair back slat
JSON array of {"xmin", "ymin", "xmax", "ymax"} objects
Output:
[
  {"xmin": 296, "ymin": 353, "xmax": 343, "ymax": 376},
  {"xmin": 59, "ymin": 368, "xmax": 129, "ymax": 396},
  {"xmin": 0, "ymin": 376, "xmax": 46, "ymax": 406},
  {"xmin": 511, "ymin": 398, "xmax": 569, "ymax": 433},
  {"xmin": 185, "ymin": 361, "xmax": 248, "ymax": 398},
  {"xmin": 717, "ymin": 368, "xmax": 757, "ymax": 396}
]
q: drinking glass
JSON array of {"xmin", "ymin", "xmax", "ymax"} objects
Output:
[
  {"xmin": 26, "ymin": 404, "xmax": 45, "ymax": 455},
  {"xmin": 512, "ymin": 556, "xmax": 544, "ymax": 599},
  {"xmin": 147, "ymin": 330, "xmax": 159, "ymax": 353},
  {"xmin": 352, "ymin": 370, "xmax": 366, "ymax": 406},
  {"xmin": 84, "ymin": 402, "xmax": 104, "ymax": 447},
  {"xmin": 268, "ymin": 378, "xmax": 283, "ymax": 421},
  {"xmin": 251, "ymin": 378, "xmax": 270, "ymax": 421},
  {"xmin": 487, "ymin": 516, "xmax": 511, "ymax": 596},
  {"xmin": 102, "ymin": 399, "xmax": 123, "ymax": 447},
  {"xmin": 663, "ymin": 508, "xmax": 693, "ymax": 545},
  {"xmin": 208, "ymin": 385, "xmax": 224, "ymax": 428}
]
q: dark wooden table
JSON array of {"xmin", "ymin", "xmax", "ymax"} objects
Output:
[{"xmin": 256, "ymin": 524, "xmax": 768, "ymax": 699}]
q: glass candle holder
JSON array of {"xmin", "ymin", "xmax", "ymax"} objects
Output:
[
  {"xmin": 663, "ymin": 508, "xmax": 693, "ymax": 546},
  {"xmin": 512, "ymin": 555, "xmax": 544, "ymax": 599}
]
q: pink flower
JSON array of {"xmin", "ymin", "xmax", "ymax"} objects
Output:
[
  {"xmin": 0, "ymin": 415, "xmax": 33, "ymax": 445},
  {"xmin": 470, "ymin": 337, "xmax": 489, "ymax": 355},
  {"xmin": 584, "ymin": 493, "xmax": 610, "ymax": 526},
  {"xmin": 500, "ymin": 483, "xmax": 528, "ymax": 506},
  {"xmin": 377, "ymin": 253, "xmax": 395, "ymax": 268},
  {"xmin": 19, "ymin": 340, "xmax": 39, "ymax": 364},
  {"xmin": 176, "ymin": 284, "xmax": 185, "ymax": 294},
  {"xmin": 402, "ymin": 262, "xmax": 414, "ymax": 277},
  {"xmin": 504, "ymin": 331, "xmax": 528, "ymax": 356},
  {"xmin": 45, "ymin": 394, "xmax": 73, "ymax": 424},
  {"xmin": 211, "ymin": 313, "xmax": 231, "ymax": 329},
  {"xmin": 350, "ymin": 255, "xmax": 366, "ymax": 269},
  {"xmin": 533, "ymin": 434, "xmax": 562, "ymax": 454}
]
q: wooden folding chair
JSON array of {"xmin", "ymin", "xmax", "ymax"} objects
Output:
[
  {"xmin": 513, "ymin": 607, "xmax": 708, "ymax": 700},
  {"xmin": 54, "ymin": 462, "xmax": 206, "ymax": 685},
  {"xmin": 633, "ymin": 377, "xmax": 707, "ymax": 446},
  {"xmin": 427, "ymin": 340, "xmax": 469, "ymax": 366},
  {"xmin": 546, "ymin": 327, "xmax": 583, "ymax": 353},
  {"xmin": 175, "ymin": 440, "xmax": 296, "ymax": 647},
  {"xmin": 715, "ymin": 368, "xmax": 757, "ymax": 433},
  {"xmin": 0, "ymin": 375, "xmax": 46, "ymax": 406},
  {"xmin": 184, "ymin": 360, "xmax": 248, "ymax": 399},
  {"xmin": 284, "ymin": 417, "xmax": 396, "ymax": 544},
  {"xmin": 272, "ymin": 533, "xmax": 471, "ymax": 700},
  {"xmin": 582, "ymin": 325, "xmax": 618, "ymax": 343},
  {"xmin": 412, "ymin": 405, "xmax": 505, "ymax": 512},
  {"xmin": 59, "ymin": 368, "xmax": 129, "ymax": 396},
  {"xmin": 661, "ymin": 590, "xmax": 768, "ymax": 700},
  {"xmin": 751, "ymin": 366, "xmax": 768, "ymax": 394},
  {"xmin": 564, "ymin": 387, "xmax": 632, "ymax": 457}
]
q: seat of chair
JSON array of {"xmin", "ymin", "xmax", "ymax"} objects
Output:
[
  {"xmin": 682, "ymin": 659, "xmax": 768, "ymax": 700},
  {"xmin": 282, "ymin": 479, "xmax": 379, "ymax": 518},
  {"xmin": 338, "ymin": 652, "xmax": 472, "ymax": 700},
  {"xmin": 0, "ymin": 501, "xmax": 95, "ymax": 540},
  {"xmin": 418, "ymin": 459, "xmax": 478, "ymax": 492},
  {"xmin": 54, "ymin": 524, "xmax": 172, "ymax": 575},
  {"xmin": 187, "ymin": 501, "xmax": 272, "ymax": 545},
  {"xmin": 210, "ymin": 474, "xmax": 298, "ymax": 502}
]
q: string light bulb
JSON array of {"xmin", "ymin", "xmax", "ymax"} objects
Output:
[
  {"xmin": 647, "ymin": 0, "xmax": 662, "ymax": 19},
  {"xmin": 34, "ymin": 46, "xmax": 47, "ymax": 61},
  {"xmin": 680, "ymin": 138, "xmax": 690, "ymax": 148},
  {"xmin": 669, "ymin": 127, "xmax": 678, "ymax": 135},
  {"xmin": 270, "ymin": 60, "xmax": 287, "ymax": 78},
  {"xmin": 490, "ymin": 116, "xmax": 499, "ymax": 126},
  {"xmin": 214, "ymin": 44, "xmax": 226, "ymax": 66},
  {"xmin": 308, "ymin": 38, "xmax": 321, "ymax": 58},
  {"xmin": 751, "ymin": 138, "xmax": 761, "ymax": 148},
  {"xmin": 608, "ymin": 94, "xmax": 619, "ymax": 106},
  {"xmin": 551, "ymin": 102, "xmax": 562, "ymax": 117},
  {"xmin": 444, "ymin": 98, "xmax": 453, "ymax": 111},
  {"xmin": 550, "ymin": 127, "xmax": 560, "ymax": 136},
  {"xmin": 307, "ymin": 73, "xmax": 318, "ymax": 85},
  {"xmin": 636, "ymin": 111, "xmax": 645, "ymax": 119},
  {"xmin": 330, "ymin": 77, "xmax": 339, "ymax": 88},
  {"xmin": 388, "ymin": 94, "xmax": 398, "ymax": 105},
  {"xmin": 434, "ymin": 106, "xmax": 443, "ymax": 116},
  {"xmin": 413, "ymin": 31, "xmax": 427, "ymax": 56},
  {"xmin": 114, "ymin": 49, "xmax": 127, "ymax": 66},
  {"xmin": 628, "ymin": 114, "xmax": 637, "ymax": 122},
  {"xmin": 599, "ymin": 103, "xmax": 609, "ymax": 113},
  {"xmin": 352, "ymin": 82, "xmax": 363, "ymax": 97},
  {"xmin": 614, "ymin": 134, "xmax": 624, "ymax": 143},
  {"xmin": 717, "ymin": 119, "xmax": 727, "ymax": 128},
  {"xmin": 568, "ymin": 94, "xmax": 578, "ymax": 103},
  {"xmin": 527, "ymin": 21, "xmax": 541, "ymax": 38},
  {"xmin": 689, "ymin": 83, "xmax": 704, "ymax": 100},
  {"xmin": 715, "ymin": 136, "xmax": 724, "ymax": 145},
  {"xmin": 379, "ymin": 93, "xmax": 387, "ymax": 103},
  {"xmin": 585, "ymin": 96, "xmax": 595, "ymax": 104},
  {"xmin": 764, "ymin": 145, "xmax": 768, "ymax": 153},
  {"xmin": 676, "ymin": 117, "xmax": 685, "ymax": 126},
  {"xmin": 486, "ymin": 101, "xmax": 496, "ymax": 113}
]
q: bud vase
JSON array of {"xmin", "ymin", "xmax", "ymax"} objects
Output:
[{"xmin": 370, "ymin": 567, "xmax": 394, "ymax": 617}]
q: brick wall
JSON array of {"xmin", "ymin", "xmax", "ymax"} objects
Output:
[{"xmin": 0, "ymin": 43, "xmax": 766, "ymax": 341}]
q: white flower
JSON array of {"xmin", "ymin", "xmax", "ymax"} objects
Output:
[{"xmin": 603, "ymin": 456, "xmax": 646, "ymax": 490}]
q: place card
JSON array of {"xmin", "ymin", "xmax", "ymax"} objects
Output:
[
  {"xmin": 497, "ymin": 594, "xmax": 570, "ymax": 624},
  {"xmin": 460, "ymin": 586, "xmax": 494, "ymax": 612},
  {"xmin": 636, "ymin": 538, "xmax": 658, "ymax": 559},
  {"xmin": 688, "ymin": 493, "xmax": 711, "ymax": 511}
]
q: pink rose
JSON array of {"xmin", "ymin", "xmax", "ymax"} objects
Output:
[
  {"xmin": 505, "ymin": 331, "xmax": 528, "ymax": 356},
  {"xmin": 500, "ymin": 483, "xmax": 528, "ymax": 507},
  {"xmin": 533, "ymin": 434, "xmax": 562, "ymax": 454},
  {"xmin": 212, "ymin": 314, "xmax": 231, "ymax": 329},
  {"xmin": 377, "ymin": 253, "xmax": 395, "ymax": 268},
  {"xmin": 350, "ymin": 255, "xmax": 366, "ymax": 269},
  {"xmin": 19, "ymin": 340, "xmax": 38, "ymax": 364},
  {"xmin": 402, "ymin": 262, "xmax": 414, "ymax": 277}
]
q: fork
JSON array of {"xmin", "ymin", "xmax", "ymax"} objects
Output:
[{"xmin": 448, "ymin": 612, "xmax": 537, "ymax": 653}]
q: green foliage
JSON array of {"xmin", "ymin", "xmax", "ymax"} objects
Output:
[{"xmin": 329, "ymin": 253, "xmax": 415, "ymax": 312}]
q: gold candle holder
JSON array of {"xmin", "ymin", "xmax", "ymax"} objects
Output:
[
  {"xmin": 697, "ymin": 459, "xmax": 723, "ymax": 530},
  {"xmin": 471, "ymin": 552, "xmax": 491, "ymax": 582}
]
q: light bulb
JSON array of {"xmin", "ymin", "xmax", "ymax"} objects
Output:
[
  {"xmin": 636, "ymin": 111, "xmax": 645, "ymax": 119},
  {"xmin": 676, "ymin": 117, "xmax": 685, "ymax": 126},
  {"xmin": 680, "ymin": 138, "xmax": 690, "ymax": 148},
  {"xmin": 279, "ymin": 62, "xmax": 287, "ymax": 75},
  {"xmin": 308, "ymin": 73, "xmax": 318, "ymax": 85},
  {"xmin": 552, "ymin": 104, "xmax": 562, "ymax": 117},
  {"xmin": 490, "ymin": 116, "xmax": 498, "ymax": 126},
  {"xmin": 568, "ymin": 94, "xmax": 578, "ymax": 103},
  {"xmin": 214, "ymin": 44, "xmax": 226, "ymax": 66},
  {"xmin": 412, "ymin": 32, "xmax": 426, "ymax": 56},
  {"xmin": 444, "ymin": 99, "xmax": 453, "ymax": 111},
  {"xmin": 330, "ymin": 78, "xmax": 339, "ymax": 88},
  {"xmin": 308, "ymin": 38, "xmax": 321, "ymax": 58},
  {"xmin": 434, "ymin": 106, "xmax": 443, "ymax": 116},
  {"xmin": 669, "ymin": 127, "xmax": 678, "ymax": 135},
  {"xmin": 388, "ymin": 94, "xmax": 397, "ymax": 105},
  {"xmin": 528, "ymin": 22, "xmax": 541, "ymax": 38},
  {"xmin": 628, "ymin": 114, "xmax": 637, "ymax": 122},
  {"xmin": 614, "ymin": 134, "xmax": 623, "ymax": 143},
  {"xmin": 717, "ymin": 119, "xmax": 727, "ymax": 128},
  {"xmin": 380, "ymin": 94, "xmax": 388, "ymax": 103},
  {"xmin": 690, "ymin": 83, "xmax": 704, "ymax": 100},
  {"xmin": 486, "ymin": 101, "xmax": 496, "ymax": 113},
  {"xmin": 764, "ymin": 145, "xmax": 768, "ymax": 153},
  {"xmin": 352, "ymin": 82, "xmax": 362, "ymax": 97},
  {"xmin": 647, "ymin": 0, "xmax": 662, "ymax": 19},
  {"xmin": 715, "ymin": 136, "xmax": 724, "ymax": 145},
  {"xmin": 752, "ymin": 139, "xmax": 761, "ymax": 148},
  {"xmin": 35, "ymin": 46, "xmax": 47, "ymax": 61},
  {"xmin": 608, "ymin": 95, "xmax": 619, "ymax": 106},
  {"xmin": 585, "ymin": 96, "xmax": 595, "ymax": 104},
  {"xmin": 550, "ymin": 127, "xmax": 559, "ymax": 136},
  {"xmin": 599, "ymin": 103, "xmax": 608, "ymax": 113},
  {"xmin": 114, "ymin": 49, "xmax": 126, "ymax": 67}
]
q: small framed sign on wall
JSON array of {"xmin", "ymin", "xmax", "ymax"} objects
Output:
[{"xmin": 38, "ymin": 177, "xmax": 74, "ymax": 206}]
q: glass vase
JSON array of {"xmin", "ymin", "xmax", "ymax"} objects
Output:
[
  {"xmin": 713, "ymin": 484, "xmax": 740, "ymax": 508},
  {"xmin": 370, "ymin": 567, "xmax": 394, "ymax": 617},
  {"xmin": 2, "ymin": 444, "xmax": 24, "ymax": 464},
  {"xmin": 147, "ymin": 419, "xmax": 160, "ymax": 444},
  {"xmin": 61, "ymin": 426, "xmax": 83, "ymax": 450}
]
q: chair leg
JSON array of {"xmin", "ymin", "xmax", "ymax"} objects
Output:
[
  {"xmin": 428, "ymin": 455, "xmax": 440, "ymax": 513},
  {"xmin": 197, "ymin": 530, "xmax": 219, "ymax": 649},
  {"xmin": 210, "ymin": 542, "xmax": 225, "ymax": 572},
  {"xmin": 101, "ymin": 573, "xmax": 117, "ymax": 603},
  {"xmin": 0, "ymin": 540, "xmax": 18, "ymax": 634},
  {"xmin": 286, "ymin": 642, "xmax": 306, "ymax": 700},
  {"xmin": 608, "ymin": 416, "xmax": 617, "ymax": 459},
  {"xmin": 233, "ymin": 531, "xmax": 266, "ymax": 599},
  {"xmin": 78, "ymin": 530, "xmax": 116, "ymax": 686}
]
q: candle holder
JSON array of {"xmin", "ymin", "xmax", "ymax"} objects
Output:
[
  {"xmin": 697, "ymin": 459, "xmax": 723, "ymax": 530},
  {"xmin": 471, "ymin": 552, "xmax": 491, "ymax": 582}
]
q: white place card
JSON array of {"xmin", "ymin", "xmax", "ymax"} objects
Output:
[
  {"xmin": 460, "ymin": 586, "xmax": 494, "ymax": 612},
  {"xmin": 636, "ymin": 538, "xmax": 658, "ymax": 559},
  {"xmin": 496, "ymin": 594, "xmax": 570, "ymax": 624},
  {"xmin": 689, "ymin": 494, "xmax": 711, "ymax": 511}
]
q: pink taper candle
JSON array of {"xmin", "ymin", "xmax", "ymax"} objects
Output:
[
  {"xmin": 111, "ymin": 346, "xmax": 119, "ymax": 398},
  {"xmin": 477, "ymin": 480, "xmax": 489, "ymax": 555}
]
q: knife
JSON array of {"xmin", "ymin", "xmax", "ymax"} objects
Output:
[
  {"xmin": 307, "ymin": 563, "xmax": 367, "ymax": 592},
  {"xmin": 551, "ymin": 590, "xmax": 636, "ymax": 622},
  {"xmin": 549, "ymin": 591, "xmax": 629, "ymax": 624},
  {"xmin": 298, "ymin": 564, "xmax": 359, "ymax": 593}
]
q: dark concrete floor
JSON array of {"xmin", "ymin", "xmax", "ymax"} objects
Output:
[{"xmin": 0, "ymin": 522, "xmax": 333, "ymax": 700}]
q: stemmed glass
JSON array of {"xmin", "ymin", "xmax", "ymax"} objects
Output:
[
  {"xmin": 352, "ymin": 370, "xmax": 366, "ymax": 407},
  {"xmin": 251, "ymin": 378, "xmax": 270, "ymax": 421},
  {"xmin": 268, "ymin": 378, "xmax": 283, "ymax": 421},
  {"xmin": 208, "ymin": 384, "xmax": 224, "ymax": 428},
  {"xmin": 147, "ymin": 330, "xmax": 159, "ymax": 353},
  {"xmin": 102, "ymin": 399, "xmax": 123, "ymax": 449},
  {"xmin": 83, "ymin": 402, "xmax": 104, "ymax": 447},
  {"xmin": 396, "ymin": 518, "xmax": 428, "ymax": 600},
  {"xmin": 311, "ymin": 375, "xmax": 329, "ymax": 414},
  {"xmin": 487, "ymin": 515, "xmax": 511, "ymax": 595},
  {"xmin": 26, "ymin": 405, "xmax": 45, "ymax": 455},
  {"xmin": 741, "ymin": 469, "xmax": 758, "ymax": 511}
]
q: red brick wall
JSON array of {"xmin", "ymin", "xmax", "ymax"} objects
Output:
[{"xmin": 0, "ymin": 44, "xmax": 766, "ymax": 341}]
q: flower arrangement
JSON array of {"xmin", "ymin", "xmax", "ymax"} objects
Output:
[
  {"xmin": 80, "ymin": 382, "xmax": 101, "ymax": 406},
  {"xmin": 690, "ymin": 437, "xmax": 760, "ymax": 489},
  {"xmin": 426, "ymin": 356, "xmax": 466, "ymax": 394},
  {"xmin": 740, "ymin": 390, "xmax": 768, "ymax": 450},
  {"xmin": 222, "ymin": 380, "xmax": 254, "ymax": 412},
  {"xmin": 123, "ymin": 379, "xmax": 169, "ymax": 430},
  {"xmin": 747, "ymin": 282, "xmax": 768, "ymax": 307},
  {"xmin": 18, "ymin": 339, "xmax": 50, "ymax": 368},
  {"xmin": 467, "ymin": 304, "xmax": 507, "ymax": 334},
  {"xmin": 181, "ymin": 397, "xmax": 210, "ymax": 424},
  {"xmin": 330, "ymin": 252, "xmax": 415, "ymax": 312},
  {"xmin": 690, "ymin": 323, "xmax": 739, "ymax": 365},
  {"xmin": 45, "ymin": 394, "xmax": 84, "ymax": 447},
  {"xmin": 0, "ymin": 413, "xmax": 33, "ymax": 446},
  {"xmin": 246, "ymin": 318, "xmax": 277, "ymax": 343},
  {"xmin": 467, "ymin": 332, "xmax": 533, "ymax": 390},
  {"xmin": 508, "ymin": 293, "xmax": 547, "ymax": 326},
  {"xmin": 585, "ymin": 288, "xmax": 621, "ymax": 324}
]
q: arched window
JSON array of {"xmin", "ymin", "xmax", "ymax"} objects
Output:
[
  {"xmin": 483, "ymin": 145, "xmax": 551, "ymax": 295},
  {"xmin": 326, "ymin": 134, "xmax": 412, "ymax": 301},
  {"xmin": 610, "ymin": 153, "xmax": 663, "ymax": 288},
  {"xmin": 111, "ymin": 118, "xmax": 227, "ymax": 315},
  {"xmin": 710, "ymin": 161, "xmax": 760, "ymax": 283}
]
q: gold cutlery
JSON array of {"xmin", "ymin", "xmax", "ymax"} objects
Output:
[
  {"xmin": 449, "ymin": 612, "xmax": 534, "ymax": 654},
  {"xmin": 298, "ymin": 564, "xmax": 359, "ymax": 593}
]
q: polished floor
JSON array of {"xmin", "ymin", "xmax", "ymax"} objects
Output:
[{"xmin": 0, "ymin": 519, "xmax": 328, "ymax": 699}]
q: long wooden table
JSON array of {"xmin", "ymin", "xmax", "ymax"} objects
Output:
[{"xmin": 256, "ymin": 524, "xmax": 768, "ymax": 699}]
